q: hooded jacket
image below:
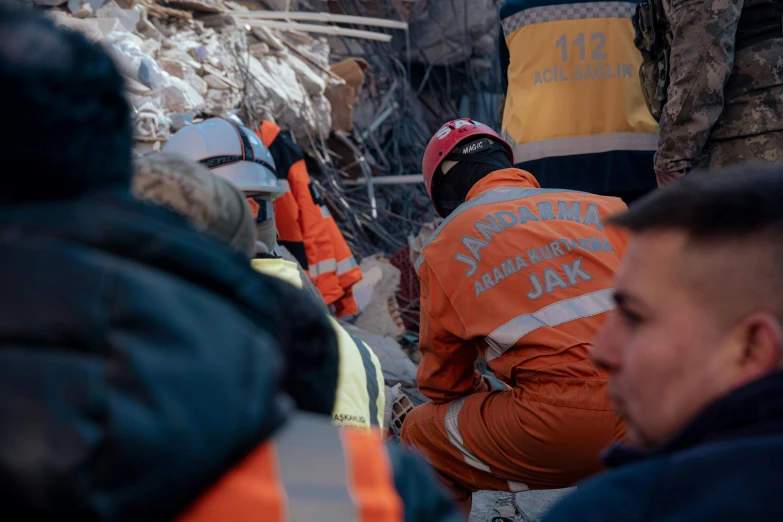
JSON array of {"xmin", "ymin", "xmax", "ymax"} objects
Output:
[{"xmin": 0, "ymin": 189, "xmax": 335, "ymax": 520}]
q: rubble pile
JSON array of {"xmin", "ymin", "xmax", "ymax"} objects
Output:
[{"xmin": 40, "ymin": 0, "xmax": 353, "ymax": 152}]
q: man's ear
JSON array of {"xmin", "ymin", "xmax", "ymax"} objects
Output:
[{"xmin": 735, "ymin": 312, "xmax": 783, "ymax": 384}]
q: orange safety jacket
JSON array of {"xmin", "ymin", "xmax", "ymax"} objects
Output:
[
  {"xmin": 258, "ymin": 121, "xmax": 344, "ymax": 306},
  {"xmin": 324, "ymin": 204, "xmax": 362, "ymax": 317},
  {"xmin": 258, "ymin": 121, "xmax": 362, "ymax": 316},
  {"xmin": 179, "ymin": 413, "xmax": 403, "ymax": 522},
  {"xmin": 415, "ymin": 168, "xmax": 627, "ymax": 403}
]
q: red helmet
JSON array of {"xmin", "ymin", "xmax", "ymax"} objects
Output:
[{"xmin": 422, "ymin": 119, "xmax": 513, "ymax": 216}]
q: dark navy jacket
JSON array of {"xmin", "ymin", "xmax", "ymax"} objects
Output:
[
  {"xmin": 0, "ymin": 189, "xmax": 463, "ymax": 522},
  {"xmin": 543, "ymin": 371, "xmax": 783, "ymax": 522},
  {"xmin": 0, "ymin": 189, "xmax": 340, "ymax": 520}
]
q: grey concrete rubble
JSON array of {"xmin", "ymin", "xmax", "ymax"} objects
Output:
[
  {"xmin": 45, "ymin": 0, "xmax": 343, "ymax": 150},
  {"xmin": 470, "ymin": 489, "xmax": 576, "ymax": 522}
]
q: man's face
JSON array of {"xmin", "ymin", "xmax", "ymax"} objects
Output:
[{"xmin": 591, "ymin": 231, "xmax": 743, "ymax": 448}]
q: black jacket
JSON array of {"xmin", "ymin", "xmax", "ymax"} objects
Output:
[
  {"xmin": 543, "ymin": 371, "xmax": 783, "ymax": 522},
  {"xmin": 0, "ymin": 190, "xmax": 464, "ymax": 522},
  {"xmin": 0, "ymin": 190, "xmax": 337, "ymax": 520}
]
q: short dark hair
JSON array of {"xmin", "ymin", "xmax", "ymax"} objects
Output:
[
  {"xmin": 0, "ymin": 4, "xmax": 132, "ymax": 203},
  {"xmin": 609, "ymin": 164, "xmax": 783, "ymax": 240}
]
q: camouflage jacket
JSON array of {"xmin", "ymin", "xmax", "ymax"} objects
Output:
[{"xmin": 655, "ymin": 0, "xmax": 783, "ymax": 173}]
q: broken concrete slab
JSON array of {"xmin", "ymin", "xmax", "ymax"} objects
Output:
[
  {"xmin": 159, "ymin": 58, "xmax": 208, "ymax": 95},
  {"xmin": 515, "ymin": 489, "xmax": 576, "ymax": 521},
  {"xmin": 469, "ymin": 489, "xmax": 576, "ymax": 522},
  {"xmin": 470, "ymin": 491, "xmax": 519, "ymax": 522},
  {"xmin": 160, "ymin": 76, "xmax": 206, "ymax": 113},
  {"xmin": 95, "ymin": 0, "xmax": 140, "ymax": 31},
  {"xmin": 68, "ymin": 0, "xmax": 94, "ymax": 18},
  {"xmin": 354, "ymin": 256, "xmax": 406, "ymax": 339}
]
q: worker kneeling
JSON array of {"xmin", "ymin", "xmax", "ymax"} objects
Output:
[{"xmin": 402, "ymin": 119, "xmax": 627, "ymax": 507}]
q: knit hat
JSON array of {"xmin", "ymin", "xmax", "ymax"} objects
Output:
[
  {"xmin": 132, "ymin": 153, "xmax": 256, "ymax": 259},
  {"xmin": 0, "ymin": 4, "xmax": 131, "ymax": 203}
]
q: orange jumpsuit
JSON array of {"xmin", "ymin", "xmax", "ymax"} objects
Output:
[
  {"xmin": 401, "ymin": 168, "xmax": 626, "ymax": 504},
  {"xmin": 258, "ymin": 121, "xmax": 361, "ymax": 315}
]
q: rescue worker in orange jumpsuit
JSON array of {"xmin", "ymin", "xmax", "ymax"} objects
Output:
[
  {"xmin": 257, "ymin": 121, "xmax": 362, "ymax": 317},
  {"xmin": 401, "ymin": 119, "xmax": 627, "ymax": 509}
]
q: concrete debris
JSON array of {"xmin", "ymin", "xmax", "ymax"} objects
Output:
[
  {"xmin": 160, "ymin": 76, "xmax": 205, "ymax": 113},
  {"xmin": 131, "ymin": 95, "xmax": 172, "ymax": 139},
  {"xmin": 68, "ymin": 0, "xmax": 95, "ymax": 18},
  {"xmin": 467, "ymin": 489, "xmax": 577, "ymax": 522},
  {"xmin": 159, "ymin": 58, "xmax": 208, "ymax": 94},
  {"xmin": 353, "ymin": 264, "xmax": 382, "ymax": 313},
  {"xmin": 96, "ymin": 0, "xmax": 140, "ymax": 31},
  {"xmin": 106, "ymin": 31, "xmax": 170, "ymax": 89},
  {"xmin": 407, "ymin": 0, "xmax": 503, "ymax": 65},
  {"xmin": 124, "ymin": 75, "xmax": 152, "ymax": 95},
  {"xmin": 515, "ymin": 489, "xmax": 576, "ymax": 522},
  {"xmin": 353, "ymin": 256, "xmax": 406, "ymax": 340},
  {"xmin": 30, "ymin": 0, "xmax": 69, "ymax": 6},
  {"xmin": 408, "ymin": 218, "xmax": 442, "ymax": 266},
  {"xmin": 44, "ymin": 0, "xmax": 364, "ymax": 146},
  {"xmin": 287, "ymin": 52, "xmax": 327, "ymax": 96},
  {"xmin": 139, "ymin": 0, "xmax": 193, "ymax": 21},
  {"xmin": 167, "ymin": 0, "xmax": 226, "ymax": 13},
  {"xmin": 310, "ymin": 93, "xmax": 333, "ymax": 139}
]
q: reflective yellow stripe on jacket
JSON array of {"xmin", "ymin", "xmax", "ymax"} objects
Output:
[{"xmin": 251, "ymin": 258, "xmax": 385, "ymax": 429}]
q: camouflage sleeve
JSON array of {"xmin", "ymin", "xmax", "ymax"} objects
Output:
[{"xmin": 654, "ymin": 0, "xmax": 743, "ymax": 173}]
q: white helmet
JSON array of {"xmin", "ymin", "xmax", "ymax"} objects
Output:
[{"xmin": 163, "ymin": 118, "xmax": 284, "ymax": 198}]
